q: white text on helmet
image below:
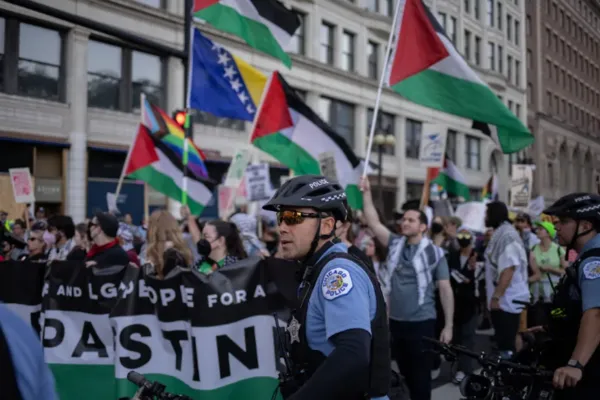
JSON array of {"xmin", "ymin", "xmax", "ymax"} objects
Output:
[
  {"xmin": 309, "ymin": 179, "xmax": 329, "ymax": 189},
  {"xmin": 575, "ymin": 196, "xmax": 591, "ymax": 202}
]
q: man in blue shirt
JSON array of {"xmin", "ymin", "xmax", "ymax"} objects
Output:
[
  {"xmin": 542, "ymin": 193, "xmax": 600, "ymax": 399},
  {"xmin": 0, "ymin": 303, "xmax": 58, "ymax": 399},
  {"xmin": 263, "ymin": 175, "xmax": 390, "ymax": 400}
]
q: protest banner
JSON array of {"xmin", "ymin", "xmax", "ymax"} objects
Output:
[
  {"xmin": 418, "ymin": 124, "xmax": 447, "ymax": 168},
  {"xmin": 454, "ymin": 202, "xmax": 487, "ymax": 233},
  {"xmin": 0, "ymin": 258, "xmax": 300, "ymax": 400},
  {"xmin": 510, "ymin": 164, "xmax": 533, "ymax": 209}
]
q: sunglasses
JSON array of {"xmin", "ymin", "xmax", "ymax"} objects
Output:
[
  {"xmin": 457, "ymin": 233, "xmax": 472, "ymax": 240},
  {"xmin": 28, "ymin": 237, "xmax": 42, "ymax": 242},
  {"xmin": 276, "ymin": 210, "xmax": 324, "ymax": 226}
]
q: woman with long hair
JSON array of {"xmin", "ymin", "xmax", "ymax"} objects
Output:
[
  {"xmin": 196, "ymin": 219, "xmax": 247, "ymax": 274},
  {"xmin": 145, "ymin": 210, "xmax": 193, "ymax": 278}
]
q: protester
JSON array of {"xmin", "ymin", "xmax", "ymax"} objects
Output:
[
  {"xmin": 442, "ymin": 216, "xmax": 462, "ymax": 252},
  {"xmin": 484, "ymin": 202, "xmax": 530, "ymax": 359},
  {"xmin": 66, "ymin": 222, "xmax": 89, "ymax": 261},
  {"xmin": 336, "ymin": 205, "xmax": 375, "ymax": 273},
  {"xmin": 118, "ymin": 224, "xmax": 140, "ymax": 267},
  {"xmin": 0, "ymin": 303, "xmax": 58, "ymax": 400},
  {"xmin": 515, "ymin": 212, "xmax": 541, "ymax": 249},
  {"xmin": 447, "ymin": 227, "xmax": 479, "ymax": 384},
  {"xmin": 85, "ymin": 212, "xmax": 130, "ymax": 266},
  {"xmin": 229, "ymin": 212, "xmax": 268, "ymax": 257},
  {"xmin": 7, "ymin": 219, "xmax": 26, "ymax": 260},
  {"xmin": 144, "ymin": 210, "xmax": 192, "ymax": 278},
  {"xmin": 19, "ymin": 222, "xmax": 47, "ymax": 262},
  {"xmin": 46, "ymin": 215, "xmax": 77, "ymax": 261},
  {"xmin": 359, "ymin": 235, "xmax": 388, "ymax": 290},
  {"xmin": 195, "ymin": 220, "xmax": 247, "ymax": 274},
  {"xmin": 430, "ymin": 216, "xmax": 445, "ymax": 247}
]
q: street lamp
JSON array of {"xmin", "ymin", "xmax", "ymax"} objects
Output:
[{"xmin": 373, "ymin": 131, "xmax": 396, "ymax": 210}]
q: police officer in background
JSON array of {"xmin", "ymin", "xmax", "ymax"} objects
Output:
[
  {"xmin": 540, "ymin": 193, "xmax": 600, "ymax": 398},
  {"xmin": 263, "ymin": 175, "xmax": 390, "ymax": 400}
]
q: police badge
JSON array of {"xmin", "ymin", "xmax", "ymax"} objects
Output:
[{"xmin": 287, "ymin": 316, "xmax": 301, "ymax": 344}]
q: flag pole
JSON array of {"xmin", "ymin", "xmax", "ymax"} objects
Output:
[
  {"xmin": 182, "ymin": 0, "xmax": 194, "ymax": 207},
  {"xmin": 114, "ymin": 93, "xmax": 144, "ymax": 204},
  {"xmin": 362, "ymin": 0, "xmax": 403, "ymax": 177}
]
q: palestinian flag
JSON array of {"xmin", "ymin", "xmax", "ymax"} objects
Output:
[
  {"xmin": 193, "ymin": 0, "xmax": 301, "ymax": 68},
  {"xmin": 388, "ymin": 0, "xmax": 534, "ymax": 154},
  {"xmin": 250, "ymin": 71, "xmax": 364, "ymax": 209},
  {"xmin": 431, "ymin": 158, "xmax": 470, "ymax": 200},
  {"xmin": 481, "ymin": 174, "xmax": 499, "ymax": 201},
  {"xmin": 125, "ymin": 124, "xmax": 214, "ymax": 215}
]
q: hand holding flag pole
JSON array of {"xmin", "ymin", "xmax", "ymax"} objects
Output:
[{"xmin": 362, "ymin": 0, "xmax": 403, "ymax": 178}]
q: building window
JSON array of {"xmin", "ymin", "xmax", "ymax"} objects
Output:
[
  {"xmin": 446, "ymin": 130, "xmax": 457, "ymax": 161},
  {"xmin": 367, "ymin": 109, "xmax": 395, "ymax": 155},
  {"xmin": 135, "ymin": 0, "xmax": 163, "ymax": 7},
  {"xmin": 449, "ymin": 17, "xmax": 457, "ymax": 45},
  {"xmin": 527, "ymin": 82, "xmax": 533, "ymax": 103},
  {"xmin": 508, "ymin": 99, "xmax": 513, "ymax": 110},
  {"xmin": 526, "ymin": 16, "xmax": 531, "ymax": 36},
  {"xmin": 507, "ymin": 15, "xmax": 512, "ymax": 40},
  {"xmin": 474, "ymin": 0, "xmax": 480, "ymax": 19},
  {"xmin": 487, "ymin": 0, "xmax": 494, "ymax": 27},
  {"xmin": 497, "ymin": 2, "xmax": 503, "ymax": 30},
  {"xmin": 488, "ymin": 41, "xmax": 495, "ymax": 71},
  {"xmin": 87, "ymin": 40, "xmax": 122, "ymax": 110},
  {"xmin": 405, "ymin": 119, "xmax": 422, "ymax": 159},
  {"xmin": 516, "ymin": 103, "xmax": 521, "ymax": 118},
  {"xmin": 289, "ymin": 11, "xmax": 306, "ymax": 55},
  {"xmin": 464, "ymin": 30, "xmax": 471, "ymax": 60},
  {"xmin": 475, "ymin": 36, "xmax": 481, "ymax": 65},
  {"xmin": 437, "ymin": 12, "xmax": 447, "ymax": 30},
  {"xmin": 515, "ymin": 59, "xmax": 521, "ymax": 86},
  {"xmin": 498, "ymin": 45, "xmax": 504, "ymax": 73},
  {"xmin": 17, "ymin": 22, "xmax": 63, "ymax": 101},
  {"xmin": 466, "ymin": 136, "xmax": 481, "ymax": 170},
  {"xmin": 341, "ymin": 31, "xmax": 355, "ymax": 72},
  {"xmin": 515, "ymin": 20, "xmax": 520, "ymax": 45},
  {"xmin": 320, "ymin": 22, "xmax": 334, "ymax": 65},
  {"xmin": 546, "ymin": 28, "xmax": 551, "ymax": 47},
  {"xmin": 319, "ymin": 97, "xmax": 355, "ymax": 146},
  {"xmin": 527, "ymin": 49, "xmax": 532, "ymax": 69},
  {"xmin": 131, "ymin": 51, "xmax": 163, "ymax": 111},
  {"xmin": 465, "ymin": 0, "xmax": 471, "ymax": 13},
  {"xmin": 367, "ymin": 41, "xmax": 378, "ymax": 79},
  {"xmin": 507, "ymin": 54, "xmax": 512, "ymax": 80},
  {"xmin": 547, "ymin": 91, "xmax": 552, "ymax": 110}
]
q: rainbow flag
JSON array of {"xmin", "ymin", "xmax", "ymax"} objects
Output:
[{"xmin": 141, "ymin": 97, "xmax": 209, "ymax": 179}]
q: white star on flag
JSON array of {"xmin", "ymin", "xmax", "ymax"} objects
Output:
[
  {"xmin": 238, "ymin": 92, "xmax": 249, "ymax": 103},
  {"xmin": 230, "ymin": 79, "xmax": 242, "ymax": 92},
  {"xmin": 246, "ymin": 104, "xmax": 255, "ymax": 114},
  {"xmin": 223, "ymin": 65, "xmax": 237, "ymax": 79},
  {"xmin": 217, "ymin": 52, "xmax": 231, "ymax": 65}
]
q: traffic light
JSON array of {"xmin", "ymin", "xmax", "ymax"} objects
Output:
[{"xmin": 172, "ymin": 109, "xmax": 187, "ymax": 129}]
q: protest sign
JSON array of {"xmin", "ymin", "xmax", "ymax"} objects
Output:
[
  {"xmin": 318, "ymin": 151, "xmax": 338, "ymax": 181},
  {"xmin": 9, "ymin": 167, "xmax": 35, "ymax": 204},
  {"xmin": 418, "ymin": 124, "xmax": 447, "ymax": 168},
  {"xmin": 510, "ymin": 164, "xmax": 533, "ymax": 209},
  {"xmin": 224, "ymin": 147, "xmax": 252, "ymax": 188},
  {"xmin": 245, "ymin": 163, "xmax": 271, "ymax": 202},
  {"xmin": 454, "ymin": 202, "xmax": 487, "ymax": 233},
  {"xmin": 0, "ymin": 258, "xmax": 299, "ymax": 400}
]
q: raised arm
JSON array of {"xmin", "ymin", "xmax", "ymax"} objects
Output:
[{"xmin": 359, "ymin": 176, "xmax": 391, "ymax": 247}]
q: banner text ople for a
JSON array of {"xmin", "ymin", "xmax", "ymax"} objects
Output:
[{"xmin": 0, "ymin": 259, "xmax": 300, "ymax": 400}]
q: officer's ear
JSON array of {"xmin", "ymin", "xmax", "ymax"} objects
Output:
[
  {"xmin": 580, "ymin": 219, "xmax": 595, "ymax": 233},
  {"xmin": 321, "ymin": 215, "xmax": 336, "ymax": 237}
]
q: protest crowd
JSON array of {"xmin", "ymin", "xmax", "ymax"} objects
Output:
[{"xmin": 1, "ymin": 177, "xmax": 595, "ymax": 400}]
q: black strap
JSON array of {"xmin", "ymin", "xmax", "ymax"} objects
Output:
[{"xmin": 0, "ymin": 323, "xmax": 24, "ymax": 400}]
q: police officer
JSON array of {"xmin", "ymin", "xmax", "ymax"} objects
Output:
[
  {"xmin": 540, "ymin": 193, "xmax": 600, "ymax": 399},
  {"xmin": 263, "ymin": 175, "xmax": 390, "ymax": 400}
]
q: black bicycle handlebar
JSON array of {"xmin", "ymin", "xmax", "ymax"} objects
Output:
[
  {"xmin": 423, "ymin": 337, "xmax": 554, "ymax": 379},
  {"xmin": 127, "ymin": 371, "xmax": 147, "ymax": 387}
]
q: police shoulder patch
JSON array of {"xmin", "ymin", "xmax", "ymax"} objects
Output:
[
  {"xmin": 583, "ymin": 261, "xmax": 600, "ymax": 280},
  {"xmin": 321, "ymin": 267, "xmax": 354, "ymax": 300}
]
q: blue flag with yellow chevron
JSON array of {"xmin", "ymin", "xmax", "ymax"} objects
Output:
[{"xmin": 188, "ymin": 28, "xmax": 267, "ymax": 121}]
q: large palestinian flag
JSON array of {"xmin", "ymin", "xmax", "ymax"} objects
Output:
[
  {"xmin": 125, "ymin": 124, "xmax": 214, "ymax": 215},
  {"xmin": 250, "ymin": 71, "xmax": 364, "ymax": 209},
  {"xmin": 193, "ymin": 0, "xmax": 301, "ymax": 67},
  {"xmin": 388, "ymin": 0, "xmax": 534, "ymax": 154}
]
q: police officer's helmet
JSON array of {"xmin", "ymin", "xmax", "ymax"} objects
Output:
[
  {"xmin": 543, "ymin": 193, "xmax": 600, "ymax": 222},
  {"xmin": 263, "ymin": 175, "xmax": 348, "ymax": 222}
]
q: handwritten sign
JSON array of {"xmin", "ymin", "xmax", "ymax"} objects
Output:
[
  {"xmin": 224, "ymin": 146, "xmax": 252, "ymax": 188},
  {"xmin": 510, "ymin": 164, "xmax": 533, "ymax": 209},
  {"xmin": 9, "ymin": 168, "xmax": 35, "ymax": 204},
  {"xmin": 318, "ymin": 151, "xmax": 338, "ymax": 181},
  {"xmin": 245, "ymin": 163, "xmax": 271, "ymax": 202}
]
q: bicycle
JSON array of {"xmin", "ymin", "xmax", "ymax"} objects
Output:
[
  {"xmin": 424, "ymin": 337, "xmax": 555, "ymax": 400},
  {"xmin": 127, "ymin": 371, "xmax": 194, "ymax": 400}
]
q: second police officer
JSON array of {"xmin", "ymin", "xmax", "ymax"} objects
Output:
[
  {"xmin": 539, "ymin": 193, "xmax": 600, "ymax": 399},
  {"xmin": 263, "ymin": 175, "xmax": 391, "ymax": 399}
]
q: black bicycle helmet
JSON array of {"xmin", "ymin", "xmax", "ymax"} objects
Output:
[
  {"xmin": 263, "ymin": 175, "xmax": 348, "ymax": 222},
  {"xmin": 544, "ymin": 193, "xmax": 600, "ymax": 259},
  {"xmin": 543, "ymin": 193, "xmax": 600, "ymax": 221}
]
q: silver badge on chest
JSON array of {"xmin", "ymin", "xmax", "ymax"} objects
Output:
[{"xmin": 286, "ymin": 316, "xmax": 302, "ymax": 344}]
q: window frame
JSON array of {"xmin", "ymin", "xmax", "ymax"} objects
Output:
[{"xmin": 465, "ymin": 136, "xmax": 481, "ymax": 170}]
